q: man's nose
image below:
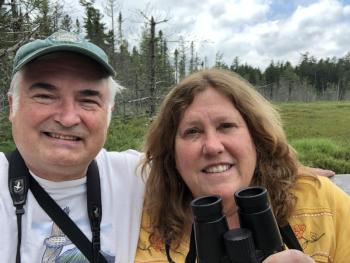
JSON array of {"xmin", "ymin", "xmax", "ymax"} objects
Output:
[
  {"xmin": 202, "ymin": 132, "xmax": 224, "ymax": 156},
  {"xmin": 54, "ymin": 100, "xmax": 81, "ymax": 127}
]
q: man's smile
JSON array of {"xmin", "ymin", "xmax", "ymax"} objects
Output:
[{"xmin": 43, "ymin": 132, "xmax": 82, "ymax": 141}]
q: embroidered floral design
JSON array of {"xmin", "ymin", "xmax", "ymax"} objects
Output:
[
  {"xmin": 149, "ymin": 234, "xmax": 164, "ymax": 252},
  {"xmin": 302, "ymin": 232, "xmax": 325, "ymax": 250},
  {"xmin": 292, "ymin": 223, "xmax": 325, "ymax": 250},
  {"xmin": 137, "ymin": 226, "xmax": 187, "ymax": 260},
  {"xmin": 293, "ymin": 224, "xmax": 306, "ymax": 239}
]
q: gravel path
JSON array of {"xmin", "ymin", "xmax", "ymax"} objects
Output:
[{"xmin": 330, "ymin": 174, "xmax": 350, "ymax": 195}]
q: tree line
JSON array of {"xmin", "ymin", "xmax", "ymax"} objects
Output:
[{"xmin": 1, "ymin": 0, "xmax": 350, "ymax": 117}]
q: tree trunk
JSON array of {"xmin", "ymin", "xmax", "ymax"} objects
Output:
[{"xmin": 149, "ymin": 17, "xmax": 156, "ymax": 116}]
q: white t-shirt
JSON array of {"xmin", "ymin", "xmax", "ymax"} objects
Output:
[{"xmin": 0, "ymin": 148, "xmax": 145, "ymax": 263}]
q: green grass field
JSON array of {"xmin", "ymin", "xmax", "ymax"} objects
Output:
[
  {"xmin": 278, "ymin": 101, "xmax": 350, "ymax": 173},
  {"xmin": 1, "ymin": 101, "xmax": 349, "ymax": 173}
]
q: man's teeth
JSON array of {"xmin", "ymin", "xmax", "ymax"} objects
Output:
[
  {"xmin": 204, "ymin": 164, "xmax": 231, "ymax": 173},
  {"xmin": 49, "ymin": 133, "xmax": 79, "ymax": 141}
]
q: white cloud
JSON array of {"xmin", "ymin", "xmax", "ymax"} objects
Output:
[
  {"xmin": 210, "ymin": 0, "xmax": 350, "ymax": 69},
  {"xmin": 84, "ymin": 0, "xmax": 350, "ymax": 70}
]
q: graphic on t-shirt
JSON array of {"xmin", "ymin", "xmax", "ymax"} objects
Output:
[{"xmin": 42, "ymin": 207, "xmax": 115, "ymax": 262}]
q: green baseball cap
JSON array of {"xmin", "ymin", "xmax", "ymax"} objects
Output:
[{"xmin": 13, "ymin": 30, "xmax": 116, "ymax": 76}]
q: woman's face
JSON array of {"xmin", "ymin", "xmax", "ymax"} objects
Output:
[{"xmin": 175, "ymin": 87, "xmax": 257, "ymax": 206}]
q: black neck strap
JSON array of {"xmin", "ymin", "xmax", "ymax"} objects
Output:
[
  {"xmin": 279, "ymin": 224, "xmax": 303, "ymax": 251},
  {"xmin": 165, "ymin": 226, "xmax": 196, "ymax": 263},
  {"xmin": 165, "ymin": 225, "xmax": 196, "ymax": 263},
  {"xmin": 7, "ymin": 149, "xmax": 107, "ymax": 263},
  {"xmin": 86, "ymin": 158, "xmax": 103, "ymax": 263},
  {"xmin": 7, "ymin": 150, "xmax": 28, "ymax": 263},
  {"xmin": 165, "ymin": 222, "xmax": 303, "ymax": 263}
]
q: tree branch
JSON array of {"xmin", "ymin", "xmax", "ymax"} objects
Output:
[{"xmin": 0, "ymin": 26, "xmax": 39, "ymax": 59}]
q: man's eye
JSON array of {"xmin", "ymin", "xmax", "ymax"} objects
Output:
[
  {"xmin": 33, "ymin": 94, "xmax": 55, "ymax": 103},
  {"xmin": 35, "ymin": 94, "xmax": 53, "ymax": 99},
  {"xmin": 80, "ymin": 99, "xmax": 101, "ymax": 107},
  {"xmin": 82, "ymin": 99, "xmax": 98, "ymax": 104}
]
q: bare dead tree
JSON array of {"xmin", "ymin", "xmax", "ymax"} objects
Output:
[
  {"xmin": 104, "ymin": 0, "xmax": 122, "ymax": 59},
  {"xmin": 139, "ymin": 11, "xmax": 168, "ymax": 116},
  {"xmin": 0, "ymin": 25, "xmax": 39, "ymax": 58}
]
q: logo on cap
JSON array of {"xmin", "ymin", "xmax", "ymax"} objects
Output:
[{"xmin": 48, "ymin": 30, "xmax": 83, "ymax": 43}]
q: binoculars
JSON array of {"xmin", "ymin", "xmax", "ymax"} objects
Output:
[{"xmin": 191, "ymin": 186, "xmax": 284, "ymax": 263}]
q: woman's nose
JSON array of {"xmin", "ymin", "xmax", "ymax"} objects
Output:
[{"xmin": 202, "ymin": 132, "xmax": 224, "ymax": 156}]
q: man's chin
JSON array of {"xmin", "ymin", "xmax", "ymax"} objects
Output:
[{"xmin": 43, "ymin": 153, "xmax": 88, "ymax": 167}]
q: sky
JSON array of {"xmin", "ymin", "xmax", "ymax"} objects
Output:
[{"xmin": 67, "ymin": 0, "xmax": 350, "ymax": 70}]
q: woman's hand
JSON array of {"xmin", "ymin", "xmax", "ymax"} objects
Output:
[{"xmin": 262, "ymin": 250, "xmax": 315, "ymax": 263}]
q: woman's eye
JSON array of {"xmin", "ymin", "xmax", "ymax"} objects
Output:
[
  {"xmin": 218, "ymin": 122, "xmax": 235, "ymax": 130},
  {"xmin": 184, "ymin": 127, "xmax": 201, "ymax": 136}
]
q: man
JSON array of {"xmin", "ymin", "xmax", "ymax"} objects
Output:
[{"xmin": 0, "ymin": 31, "xmax": 145, "ymax": 263}]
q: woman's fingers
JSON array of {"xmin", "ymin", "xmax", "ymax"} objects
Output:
[{"xmin": 262, "ymin": 250, "xmax": 315, "ymax": 263}]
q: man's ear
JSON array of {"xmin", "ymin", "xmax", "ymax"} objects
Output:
[
  {"xmin": 111, "ymin": 105, "xmax": 116, "ymax": 113},
  {"xmin": 8, "ymin": 94, "xmax": 14, "ymax": 121}
]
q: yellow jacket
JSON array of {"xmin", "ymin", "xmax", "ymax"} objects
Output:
[{"xmin": 135, "ymin": 176, "xmax": 350, "ymax": 263}]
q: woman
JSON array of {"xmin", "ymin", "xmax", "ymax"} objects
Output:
[{"xmin": 135, "ymin": 69, "xmax": 349, "ymax": 262}]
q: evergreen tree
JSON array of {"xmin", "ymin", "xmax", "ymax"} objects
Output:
[
  {"xmin": 80, "ymin": 0, "xmax": 108, "ymax": 50},
  {"xmin": 60, "ymin": 14, "xmax": 73, "ymax": 31},
  {"xmin": 194, "ymin": 52, "xmax": 199, "ymax": 72},
  {"xmin": 264, "ymin": 60, "xmax": 279, "ymax": 99},
  {"xmin": 115, "ymin": 11, "xmax": 131, "ymax": 84},
  {"xmin": 74, "ymin": 18, "xmax": 82, "ymax": 34},
  {"xmin": 189, "ymin": 41, "xmax": 195, "ymax": 73},
  {"xmin": 36, "ymin": 0, "xmax": 52, "ymax": 37},
  {"xmin": 104, "ymin": 0, "xmax": 119, "ymax": 65},
  {"xmin": 0, "ymin": 0, "xmax": 52, "ymax": 99},
  {"xmin": 174, "ymin": 48, "xmax": 179, "ymax": 83},
  {"xmin": 134, "ymin": 25, "xmax": 150, "ymax": 96},
  {"xmin": 215, "ymin": 52, "xmax": 228, "ymax": 69},
  {"xmin": 230, "ymin": 56, "xmax": 240, "ymax": 72},
  {"xmin": 154, "ymin": 30, "xmax": 174, "ymax": 95},
  {"xmin": 52, "ymin": 1, "xmax": 64, "ymax": 32},
  {"xmin": 279, "ymin": 61, "xmax": 299, "ymax": 101},
  {"xmin": 178, "ymin": 37, "xmax": 186, "ymax": 80}
]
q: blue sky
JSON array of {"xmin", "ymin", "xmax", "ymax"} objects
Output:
[
  {"xmin": 268, "ymin": 0, "xmax": 350, "ymax": 19},
  {"xmin": 67, "ymin": 0, "xmax": 350, "ymax": 69},
  {"xmin": 268, "ymin": 1, "xmax": 310, "ymax": 19}
]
